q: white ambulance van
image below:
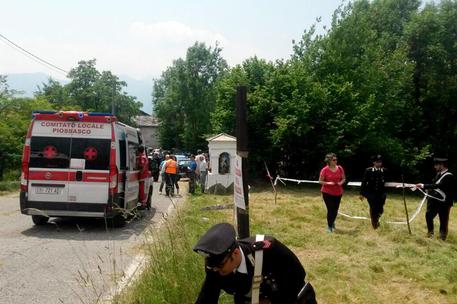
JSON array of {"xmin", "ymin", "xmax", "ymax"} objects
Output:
[{"xmin": 20, "ymin": 110, "xmax": 152, "ymax": 226}]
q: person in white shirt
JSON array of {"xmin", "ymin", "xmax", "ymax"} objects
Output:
[{"xmin": 199, "ymin": 155, "xmax": 208, "ymax": 193}]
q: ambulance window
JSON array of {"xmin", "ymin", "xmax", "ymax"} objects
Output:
[
  {"xmin": 29, "ymin": 137, "xmax": 70, "ymax": 168},
  {"xmin": 119, "ymin": 139, "xmax": 126, "ymax": 170},
  {"xmin": 128, "ymin": 142, "xmax": 138, "ymax": 170},
  {"xmin": 70, "ymin": 138, "xmax": 110, "ymax": 170}
]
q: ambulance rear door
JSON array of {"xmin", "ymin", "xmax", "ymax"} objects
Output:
[
  {"xmin": 28, "ymin": 132, "xmax": 71, "ymax": 203},
  {"xmin": 124, "ymin": 127, "xmax": 140, "ymax": 210},
  {"xmin": 67, "ymin": 122, "xmax": 111, "ymax": 204}
]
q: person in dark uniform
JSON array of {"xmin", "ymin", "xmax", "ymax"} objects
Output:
[
  {"xmin": 359, "ymin": 155, "xmax": 388, "ymax": 229},
  {"xmin": 193, "ymin": 223, "xmax": 317, "ymax": 304},
  {"xmin": 416, "ymin": 156, "xmax": 455, "ymax": 240},
  {"xmin": 150, "ymin": 151, "xmax": 162, "ymax": 182},
  {"xmin": 188, "ymin": 154, "xmax": 197, "ymax": 194}
]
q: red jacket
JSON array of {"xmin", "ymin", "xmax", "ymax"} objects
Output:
[{"xmin": 137, "ymin": 153, "xmax": 150, "ymax": 179}]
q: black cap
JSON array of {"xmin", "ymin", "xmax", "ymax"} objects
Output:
[
  {"xmin": 433, "ymin": 156, "xmax": 448, "ymax": 164},
  {"xmin": 193, "ymin": 223, "xmax": 237, "ymax": 267},
  {"xmin": 371, "ymin": 154, "xmax": 382, "ymax": 162}
]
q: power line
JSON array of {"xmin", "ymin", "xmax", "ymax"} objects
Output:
[{"xmin": 0, "ymin": 33, "xmax": 69, "ymax": 76}]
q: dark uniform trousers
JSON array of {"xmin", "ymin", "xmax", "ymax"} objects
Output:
[
  {"xmin": 360, "ymin": 167, "xmax": 387, "ymax": 228},
  {"xmin": 423, "ymin": 171, "xmax": 455, "ymax": 240},
  {"xmin": 195, "ymin": 236, "xmax": 317, "ymax": 304},
  {"xmin": 188, "ymin": 171, "xmax": 196, "ymax": 193}
]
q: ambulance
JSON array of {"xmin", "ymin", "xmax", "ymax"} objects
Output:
[{"xmin": 20, "ymin": 110, "xmax": 152, "ymax": 226}]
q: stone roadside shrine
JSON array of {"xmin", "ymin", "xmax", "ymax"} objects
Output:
[{"xmin": 206, "ymin": 133, "xmax": 236, "ymax": 194}]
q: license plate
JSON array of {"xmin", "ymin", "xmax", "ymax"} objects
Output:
[{"xmin": 35, "ymin": 187, "xmax": 61, "ymax": 194}]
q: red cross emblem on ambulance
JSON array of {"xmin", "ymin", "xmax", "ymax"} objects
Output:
[
  {"xmin": 84, "ymin": 146, "xmax": 98, "ymax": 161},
  {"xmin": 43, "ymin": 145, "xmax": 57, "ymax": 159}
]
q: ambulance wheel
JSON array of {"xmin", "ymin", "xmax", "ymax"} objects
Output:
[
  {"xmin": 32, "ymin": 215, "xmax": 49, "ymax": 225},
  {"xmin": 146, "ymin": 186, "xmax": 152, "ymax": 210}
]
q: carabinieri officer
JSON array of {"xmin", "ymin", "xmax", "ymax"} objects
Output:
[
  {"xmin": 416, "ymin": 156, "xmax": 455, "ymax": 240},
  {"xmin": 193, "ymin": 223, "xmax": 317, "ymax": 304},
  {"xmin": 359, "ymin": 154, "xmax": 388, "ymax": 229}
]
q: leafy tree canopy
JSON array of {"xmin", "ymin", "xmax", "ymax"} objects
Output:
[
  {"xmin": 153, "ymin": 42, "xmax": 228, "ymax": 151},
  {"xmin": 37, "ymin": 59, "xmax": 142, "ymax": 125}
]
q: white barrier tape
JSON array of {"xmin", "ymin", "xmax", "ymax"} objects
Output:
[
  {"xmin": 275, "ymin": 175, "xmax": 432, "ymax": 225},
  {"xmin": 385, "ymin": 195, "xmax": 427, "ymax": 224},
  {"xmin": 348, "ymin": 181, "xmax": 417, "ymax": 188},
  {"xmin": 276, "ymin": 177, "xmax": 446, "ymax": 203},
  {"xmin": 274, "ymin": 176, "xmax": 319, "ymax": 186},
  {"xmin": 276, "ymin": 176, "xmax": 418, "ymax": 189},
  {"xmin": 337, "ymin": 195, "xmax": 427, "ymax": 225}
]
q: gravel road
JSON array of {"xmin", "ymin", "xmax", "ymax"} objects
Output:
[{"xmin": 0, "ymin": 182, "xmax": 185, "ymax": 304}]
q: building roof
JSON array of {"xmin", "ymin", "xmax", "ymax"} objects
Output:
[
  {"xmin": 206, "ymin": 133, "xmax": 236, "ymax": 142},
  {"xmin": 135, "ymin": 115, "xmax": 159, "ymax": 127}
]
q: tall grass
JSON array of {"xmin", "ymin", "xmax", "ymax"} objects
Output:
[
  {"xmin": 0, "ymin": 169, "xmax": 20, "ymax": 193},
  {"xmin": 0, "ymin": 181, "xmax": 20, "ymax": 193},
  {"xmin": 114, "ymin": 194, "xmax": 234, "ymax": 304},
  {"xmin": 117, "ymin": 185, "xmax": 457, "ymax": 304}
]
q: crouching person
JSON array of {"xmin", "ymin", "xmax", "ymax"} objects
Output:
[{"xmin": 193, "ymin": 223, "xmax": 317, "ymax": 304}]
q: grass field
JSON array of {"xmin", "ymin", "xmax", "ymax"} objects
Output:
[{"xmin": 117, "ymin": 183, "xmax": 457, "ymax": 304}]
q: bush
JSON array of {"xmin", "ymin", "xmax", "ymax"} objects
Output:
[{"xmin": 0, "ymin": 181, "xmax": 20, "ymax": 192}]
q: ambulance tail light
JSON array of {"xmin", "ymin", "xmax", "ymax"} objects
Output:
[
  {"xmin": 21, "ymin": 134, "xmax": 32, "ymax": 192},
  {"xmin": 109, "ymin": 166, "xmax": 118, "ymax": 193},
  {"xmin": 21, "ymin": 163, "xmax": 28, "ymax": 192}
]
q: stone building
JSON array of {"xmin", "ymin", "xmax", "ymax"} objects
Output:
[{"xmin": 134, "ymin": 111, "xmax": 160, "ymax": 149}]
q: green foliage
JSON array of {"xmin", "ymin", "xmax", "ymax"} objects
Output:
[
  {"xmin": 406, "ymin": 0, "xmax": 457, "ymax": 158},
  {"xmin": 0, "ymin": 60, "xmax": 142, "ymax": 180},
  {"xmin": 0, "ymin": 180, "xmax": 20, "ymax": 192},
  {"xmin": 37, "ymin": 59, "xmax": 142, "ymax": 125},
  {"xmin": 206, "ymin": 0, "xmax": 456, "ymax": 181},
  {"xmin": 153, "ymin": 42, "xmax": 228, "ymax": 151},
  {"xmin": 0, "ymin": 76, "xmax": 55, "ymax": 180},
  {"xmin": 115, "ymin": 194, "xmax": 234, "ymax": 304}
]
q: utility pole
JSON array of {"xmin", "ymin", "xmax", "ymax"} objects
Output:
[{"xmin": 235, "ymin": 86, "xmax": 249, "ymax": 238}]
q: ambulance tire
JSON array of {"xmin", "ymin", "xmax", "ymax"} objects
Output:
[
  {"xmin": 32, "ymin": 215, "xmax": 49, "ymax": 226},
  {"xmin": 146, "ymin": 186, "xmax": 153, "ymax": 210}
]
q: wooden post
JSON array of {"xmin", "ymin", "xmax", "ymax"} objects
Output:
[
  {"xmin": 402, "ymin": 174, "xmax": 412, "ymax": 235},
  {"xmin": 236, "ymin": 86, "xmax": 250, "ymax": 238}
]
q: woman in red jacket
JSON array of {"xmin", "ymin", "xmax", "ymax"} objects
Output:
[{"xmin": 319, "ymin": 153, "xmax": 346, "ymax": 233}]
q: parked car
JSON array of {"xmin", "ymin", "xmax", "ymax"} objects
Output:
[{"xmin": 175, "ymin": 154, "xmax": 192, "ymax": 179}]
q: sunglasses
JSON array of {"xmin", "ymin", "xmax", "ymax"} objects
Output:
[{"xmin": 206, "ymin": 253, "xmax": 232, "ymax": 272}]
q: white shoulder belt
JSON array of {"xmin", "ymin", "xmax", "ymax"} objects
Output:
[{"xmin": 251, "ymin": 234, "xmax": 264, "ymax": 304}]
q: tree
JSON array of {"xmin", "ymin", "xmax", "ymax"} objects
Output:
[
  {"xmin": 211, "ymin": 57, "xmax": 280, "ymax": 175},
  {"xmin": 407, "ymin": 0, "xmax": 457, "ymax": 162},
  {"xmin": 37, "ymin": 59, "xmax": 142, "ymax": 125},
  {"xmin": 0, "ymin": 75, "xmax": 54, "ymax": 179},
  {"xmin": 211, "ymin": 0, "xmax": 431, "ymax": 180},
  {"xmin": 153, "ymin": 42, "xmax": 228, "ymax": 151},
  {"xmin": 276, "ymin": 0, "xmax": 425, "ymax": 178}
]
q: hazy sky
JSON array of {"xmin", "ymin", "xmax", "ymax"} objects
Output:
[{"xmin": 0, "ymin": 0, "xmax": 350, "ymax": 80}]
